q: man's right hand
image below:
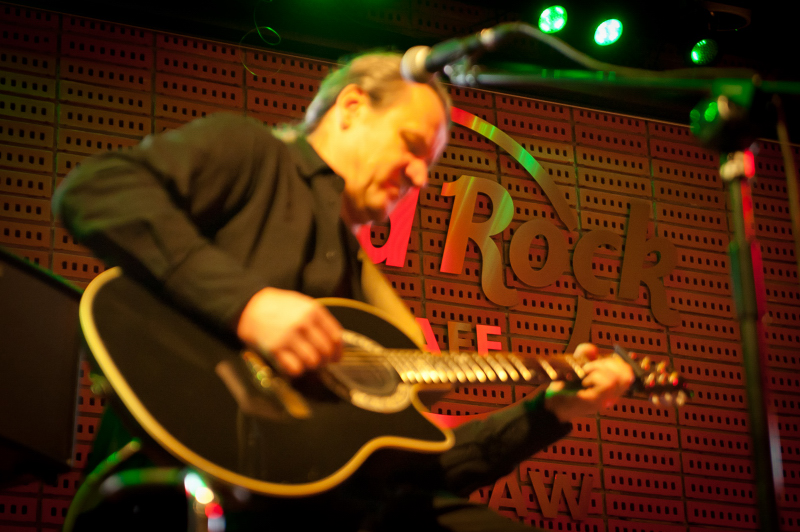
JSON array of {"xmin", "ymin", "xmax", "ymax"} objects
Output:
[{"xmin": 236, "ymin": 288, "xmax": 343, "ymax": 376}]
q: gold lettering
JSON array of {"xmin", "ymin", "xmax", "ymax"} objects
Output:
[
  {"xmin": 441, "ymin": 176, "xmax": 517, "ymax": 306},
  {"xmin": 619, "ymin": 200, "xmax": 680, "ymax": 326},
  {"xmin": 573, "ymin": 229, "xmax": 623, "ymax": 296},
  {"xmin": 509, "ymin": 219, "xmax": 569, "ymax": 288},
  {"xmin": 529, "ymin": 470, "xmax": 593, "ymax": 519}
]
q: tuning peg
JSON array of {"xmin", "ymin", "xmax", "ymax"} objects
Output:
[
  {"xmin": 669, "ymin": 372, "xmax": 680, "ymax": 386},
  {"xmin": 662, "ymin": 392, "xmax": 673, "ymax": 404},
  {"xmin": 640, "ymin": 357, "xmax": 652, "ymax": 371},
  {"xmin": 675, "ymin": 391, "xmax": 687, "ymax": 407},
  {"xmin": 629, "ymin": 351, "xmax": 638, "ymax": 360},
  {"xmin": 656, "ymin": 361, "xmax": 668, "ymax": 374},
  {"xmin": 644, "ymin": 373, "xmax": 656, "ymax": 388},
  {"xmin": 650, "ymin": 395, "xmax": 661, "ymax": 405},
  {"xmin": 657, "ymin": 373, "xmax": 668, "ymax": 386}
]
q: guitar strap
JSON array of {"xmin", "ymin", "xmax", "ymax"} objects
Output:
[{"xmin": 358, "ymin": 248, "xmax": 425, "ymax": 349}]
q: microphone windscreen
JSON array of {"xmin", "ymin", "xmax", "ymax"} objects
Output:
[{"xmin": 400, "ymin": 46, "xmax": 433, "ymax": 83}]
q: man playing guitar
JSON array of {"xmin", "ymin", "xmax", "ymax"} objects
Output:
[{"xmin": 55, "ymin": 52, "xmax": 634, "ymax": 531}]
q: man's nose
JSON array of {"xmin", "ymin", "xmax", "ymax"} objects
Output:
[{"xmin": 406, "ymin": 159, "xmax": 428, "ymax": 188}]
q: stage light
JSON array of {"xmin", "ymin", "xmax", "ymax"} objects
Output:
[
  {"xmin": 539, "ymin": 6, "xmax": 567, "ymax": 34},
  {"xmin": 184, "ymin": 471, "xmax": 205, "ymax": 497},
  {"xmin": 594, "ymin": 19, "xmax": 622, "ymax": 46},
  {"xmin": 691, "ymin": 39, "xmax": 718, "ymax": 65},
  {"xmin": 195, "ymin": 486, "xmax": 215, "ymax": 505}
]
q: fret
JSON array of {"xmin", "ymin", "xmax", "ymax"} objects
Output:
[
  {"xmin": 496, "ymin": 354, "xmax": 520, "ymax": 382},
  {"xmin": 484, "ymin": 354, "xmax": 509, "ymax": 382},
  {"xmin": 416, "ymin": 356, "xmax": 438, "ymax": 384},
  {"xmin": 442, "ymin": 356, "xmax": 467, "ymax": 383},
  {"xmin": 508, "ymin": 354, "xmax": 534, "ymax": 382},
  {"xmin": 472, "ymin": 353, "xmax": 498, "ymax": 382},
  {"xmin": 465, "ymin": 355, "xmax": 487, "ymax": 383},
  {"xmin": 387, "ymin": 352, "xmax": 416, "ymax": 383},
  {"xmin": 538, "ymin": 359, "xmax": 560, "ymax": 380},
  {"xmin": 427, "ymin": 356, "xmax": 451, "ymax": 383},
  {"xmin": 564, "ymin": 356, "xmax": 586, "ymax": 380},
  {"xmin": 450, "ymin": 355, "xmax": 474, "ymax": 382}
]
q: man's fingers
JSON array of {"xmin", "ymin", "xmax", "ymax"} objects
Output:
[
  {"xmin": 273, "ymin": 349, "xmax": 305, "ymax": 377},
  {"xmin": 573, "ymin": 342, "xmax": 599, "ymax": 361},
  {"xmin": 292, "ymin": 334, "xmax": 326, "ymax": 368},
  {"xmin": 236, "ymin": 287, "xmax": 347, "ymax": 376},
  {"xmin": 313, "ymin": 308, "xmax": 344, "ymax": 361},
  {"xmin": 302, "ymin": 321, "xmax": 339, "ymax": 362}
]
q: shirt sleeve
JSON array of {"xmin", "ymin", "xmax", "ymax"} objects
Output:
[
  {"xmin": 437, "ymin": 392, "xmax": 573, "ymax": 497},
  {"xmin": 53, "ymin": 113, "xmax": 276, "ymax": 328},
  {"xmin": 360, "ymin": 393, "xmax": 573, "ymax": 498}
]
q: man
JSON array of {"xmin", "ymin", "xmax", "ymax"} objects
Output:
[{"xmin": 55, "ymin": 52, "xmax": 633, "ymax": 531}]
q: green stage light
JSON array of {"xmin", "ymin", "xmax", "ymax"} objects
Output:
[
  {"xmin": 691, "ymin": 39, "xmax": 718, "ymax": 65},
  {"xmin": 594, "ymin": 19, "xmax": 622, "ymax": 45},
  {"xmin": 539, "ymin": 6, "xmax": 567, "ymax": 33}
]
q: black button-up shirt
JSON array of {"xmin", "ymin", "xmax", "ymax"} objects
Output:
[{"xmin": 55, "ymin": 113, "xmax": 364, "ymax": 329}]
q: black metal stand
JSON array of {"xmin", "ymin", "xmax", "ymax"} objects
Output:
[{"xmin": 722, "ymin": 152, "xmax": 783, "ymax": 532}]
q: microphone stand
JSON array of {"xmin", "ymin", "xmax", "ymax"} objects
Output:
[
  {"xmin": 722, "ymin": 149, "xmax": 781, "ymax": 532},
  {"xmin": 441, "ymin": 53, "xmax": 800, "ymax": 531}
]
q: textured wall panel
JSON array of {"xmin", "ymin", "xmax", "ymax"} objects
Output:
[
  {"xmin": 0, "ymin": 46, "xmax": 55, "ymax": 77},
  {"xmin": 0, "ymin": 23, "xmax": 57, "ymax": 54},
  {"xmin": 0, "ymin": 117, "xmax": 54, "ymax": 149},
  {"xmin": 158, "ymin": 34, "xmax": 240, "ymax": 62},
  {"xmin": 603, "ymin": 444, "xmax": 682, "ymax": 473},
  {"xmin": 687, "ymin": 382, "xmax": 747, "ymax": 409},
  {"xmin": 0, "ymin": 170, "xmax": 52, "ymax": 211},
  {"xmin": 157, "ymin": 49, "xmax": 241, "ymax": 85},
  {"xmin": 155, "ymin": 95, "xmax": 234, "ymax": 123},
  {"xmin": 0, "ymin": 94, "xmax": 54, "ymax": 123},
  {"xmin": 652, "ymin": 159, "xmax": 721, "ymax": 188},
  {"xmin": 155, "ymin": 73, "xmax": 242, "ymax": 108},
  {"xmin": 245, "ymin": 89, "xmax": 309, "ymax": 119},
  {"xmin": 57, "ymin": 128, "xmax": 138, "ymax": 155},
  {"xmin": 59, "ymin": 104, "xmax": 150, "ymax": 136},
  {"xmin": 62, "ymin": 16, "xmax": 152, "ymax": 45},
  {"xmin": 0, "ymin": 218, "xmax": 50, "ymax": 247},
  {"xmin": 61, "ymin": 33, "xmax": 151, "ymax": 69},
  {"xmin": 0, "ymin": 69, "xmax": 55, "ymax": 99},
  {"xmin": 686, "ymin": 501, "xmax": 758, "ymax": 528}
]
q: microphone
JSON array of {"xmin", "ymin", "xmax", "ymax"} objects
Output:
[{"xmin": 400, "ymin": 24, "xmax": 516, "ymax": 83}]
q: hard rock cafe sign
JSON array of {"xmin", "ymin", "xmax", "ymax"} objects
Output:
[
  {"xmin": 358, "ymin": 107, "xmax": 680, "ymax": 353},
  {"xmin": 356, "ymin": 107, "xmax": 682, "ymax": 521}
]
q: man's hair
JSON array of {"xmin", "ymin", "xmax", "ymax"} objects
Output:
[{"xmin": 301, "ymin": 52, "xmax": 451, "ymax": 134}]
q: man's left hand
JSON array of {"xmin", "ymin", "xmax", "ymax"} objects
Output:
[{"xmin": 544, "ymin": 343, "xmax": 635, "ymax": 423}]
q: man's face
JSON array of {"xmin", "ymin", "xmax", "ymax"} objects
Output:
[{"xmin": 337, "ymin": 83, "xmax": 448, "ymax": 225}]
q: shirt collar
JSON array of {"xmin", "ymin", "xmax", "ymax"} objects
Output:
[{"xmin": 284, "ymin": 133, "xmax": 333, "ymax": 180}]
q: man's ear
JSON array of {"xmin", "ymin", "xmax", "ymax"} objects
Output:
[{"xmin": 335, "ymin": 84, "xmax": 369, "ymax": 129}]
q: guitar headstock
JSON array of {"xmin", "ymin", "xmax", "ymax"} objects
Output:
[{"xmin": 613, "ymin": 345, "xmax": 691, "ymax": 407}]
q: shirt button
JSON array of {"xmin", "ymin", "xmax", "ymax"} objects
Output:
[{"xmin": 326, "ymin": 251, "xmax": 336, "ymax": 260}]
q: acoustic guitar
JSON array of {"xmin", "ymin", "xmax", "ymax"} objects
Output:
[{"xmin": 80, "ymin": 267, "xmax": 688, "ymax": 497}]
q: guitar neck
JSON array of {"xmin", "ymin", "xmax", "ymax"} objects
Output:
[
  {"xmin": 351, "ymin": 348, "xmax": 586, "ymax": 388},
  {"xmin": 338, "ymin": 329, "xmax": 688, "ymax": 403}
]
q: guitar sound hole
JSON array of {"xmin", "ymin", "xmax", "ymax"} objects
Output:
[{"xmin": 329, "ymin": 358, "xmax": 398, "ymax": 397}]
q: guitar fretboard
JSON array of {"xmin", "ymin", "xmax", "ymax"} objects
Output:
[{"xmin": 340, "ymin": 348, "xmax": 586, "ymax": 387}]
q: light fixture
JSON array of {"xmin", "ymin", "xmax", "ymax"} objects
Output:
[
  {"xmin": 594, "ymin": 19, "xmax": 622, "ymax": 46},
  {"xmin": 539, "ymin": 6, "xmax": 568, "ymax": 34},
  {"xmin": 690, "ymin": 39, "xmax": 718, "ymax": 65}
]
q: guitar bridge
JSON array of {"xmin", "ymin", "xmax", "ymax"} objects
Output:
[{"xmin": 215, "ymin": 351, "xmax": 311, "ymax": 421}]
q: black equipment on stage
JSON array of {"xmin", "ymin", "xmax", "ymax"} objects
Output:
[{"xmin": 0, "ymin": 246, "xmax": 83, "ymax": 486}]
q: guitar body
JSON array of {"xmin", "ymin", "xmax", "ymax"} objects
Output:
[{"xmin": 81, "ymin": 268, "xmax": 453, "ymax": 497}]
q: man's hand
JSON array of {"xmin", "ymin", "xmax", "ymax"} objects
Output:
[
  {"xmin": 236, "ymin": 287, "xmax": 343, "ymax": 376},
  {"xmin": 544, "ymin": 343, "xmax": 635, "ymax": 423}
]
